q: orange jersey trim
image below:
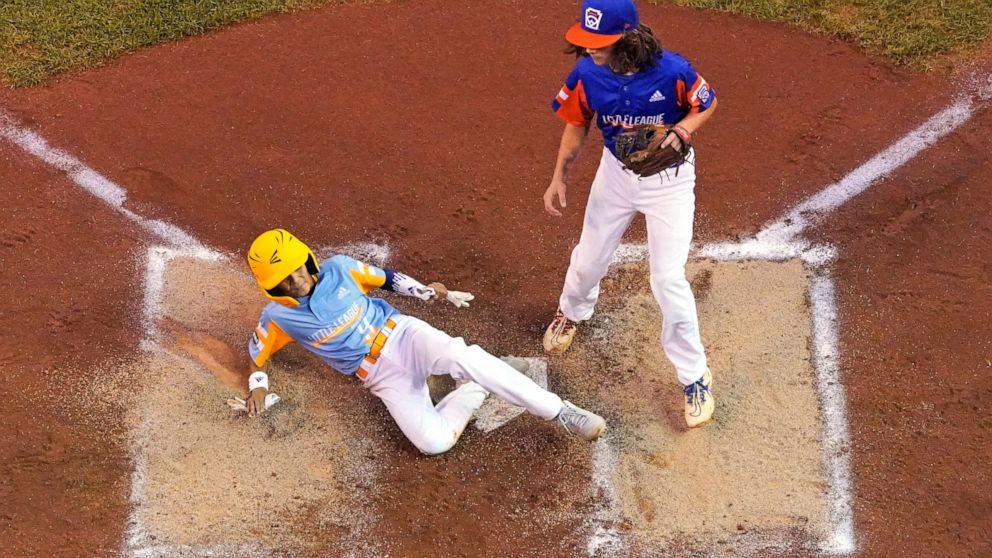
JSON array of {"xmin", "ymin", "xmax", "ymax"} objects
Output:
[
  {"xmin": 676, "ymin": 79, "xmax": 687, "ymax": 109},
  {"xmin": 686, "ymin": 75, "xmax": 705, "ymax": 113},
  {"xmin": 554, "ymin": 80, "xmax": 594, "ymax": 126},
  {"xmin": 349, "ymin": 262, "xmax": 387, "ymax": 294},
  {"xmin": 251, "ymin": 320, "xmax": 294, "ymax": 367}
]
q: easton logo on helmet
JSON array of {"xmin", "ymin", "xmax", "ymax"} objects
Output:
[{"xmin": 269, "ymin": 251, "xmax": 281, "ymax": 264}]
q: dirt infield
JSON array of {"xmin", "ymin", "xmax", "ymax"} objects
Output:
[
  {"xmin": 558, "ymin": 260, "xmax": 832, "ymax": 555},
  {"xmin": 1, "ymin": 0, "xmax": 990, "ymax": 557}
]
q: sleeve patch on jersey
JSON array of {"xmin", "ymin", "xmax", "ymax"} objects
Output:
[
  {"xmin": 695, "ymin": 82, "xmax": 712, "ymax": 104},
  {"xmin": 686, "ymin": 75, "xmax": 715, "ymax": 112},
  {"xmin": 557, "ymin": 87, "xmax": 570, "ymax": 102}
]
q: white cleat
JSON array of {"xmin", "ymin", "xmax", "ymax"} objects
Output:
[{"xmin": 557, "ymin": 400, "xmax": 606, "ymax": 441}]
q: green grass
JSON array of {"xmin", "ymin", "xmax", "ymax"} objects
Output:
[
  {"xmin": 666, "ymin": 0, "xmax": 992, "ymax": 68},
  {"xmin": 1, "ymin": 1, "xmax": 990, "ymax": 86},
  {"xmin": 0, "ymin": 0, "xmax": 332, "ymax": 87}
]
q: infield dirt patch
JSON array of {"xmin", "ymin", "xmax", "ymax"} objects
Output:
[{"xmin": 557, "ymin": 259, "xmax": 831, "ymax": 555}]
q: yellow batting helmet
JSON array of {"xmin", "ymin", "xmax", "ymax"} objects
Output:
[{"xmin": 247, "ymin": 229, "xmax": 319, "ymax": 306}]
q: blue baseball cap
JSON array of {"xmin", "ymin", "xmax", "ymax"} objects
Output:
[{"xmin": 565, "ymin": 0, "xmax": 640, "ymax": 49}]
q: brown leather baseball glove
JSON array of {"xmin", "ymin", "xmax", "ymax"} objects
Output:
[{"xmin": 614, "ymin": 125, "xmax": 692, "ymax": 177}]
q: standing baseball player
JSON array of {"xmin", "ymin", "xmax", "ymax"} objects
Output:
[
  {"xmin": 240, "ymin": 229, "xmax": 606, "ymax": 455},
  {"xmin": 542, "ymin": 0, "xmax": 718, "ymax": 427}
]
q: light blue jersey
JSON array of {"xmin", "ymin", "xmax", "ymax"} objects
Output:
[{"xmin": 249, "ymin": 255, "xmax": 398, "ymax": 375}]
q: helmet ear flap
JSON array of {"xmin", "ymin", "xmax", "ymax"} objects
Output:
[{"xmin": 305, "ymin": 254, "xmax": 319, "ymax": 276}]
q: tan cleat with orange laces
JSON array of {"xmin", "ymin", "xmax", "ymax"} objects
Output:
[{"xmin": 543, "ymin": 308, "xmax": 579, "ymax": 354}]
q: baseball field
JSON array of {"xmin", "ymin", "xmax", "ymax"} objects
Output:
[{"xmin": 2, "ymin": 1, "xmax": 990, "ymax": 557}]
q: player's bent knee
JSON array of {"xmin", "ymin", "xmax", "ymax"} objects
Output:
[
  {"xmin": 414, "ymin": 431, "xmax": 458, "ymax": 456},
  {"xmin": 439, "ymin": 343, "xmax": 487, "ymax": 374}
]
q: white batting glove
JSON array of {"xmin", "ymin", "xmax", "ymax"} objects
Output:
[
  {"xmin": 443, "ymin": 290, "xmax": 474, "ymax": 308},
  {"xmin": 412, "ymin": 286, "xmax": 436, "ymax": 301},
  {"xmin": 425, "ymin": 282, "xmax": 474, "ymax": 308},
  {"xmin": 226, "ymin": 393, "xmax": 281, "ymax": 414}
]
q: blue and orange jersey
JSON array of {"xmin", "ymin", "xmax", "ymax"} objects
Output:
[
  {"xmin": 551, "ymin": 50, "xmax": 715, "ymax": 156},
  {"xmin": 248, "ymin": 255, "xmax": 398, "ymax": 375}
]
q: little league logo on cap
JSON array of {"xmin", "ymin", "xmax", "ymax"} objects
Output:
[
  {"xmin": 585, "ymin": 7, "xmax": 604, "ymax": 30},
  {"xmin": 566, "ymin": 0, "xmax": 639, "ymax": 49}
]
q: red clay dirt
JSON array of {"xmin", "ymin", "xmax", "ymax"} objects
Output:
[{"xmin": 1, "ymin": 0, "xmax": 989, "ymax": 556}]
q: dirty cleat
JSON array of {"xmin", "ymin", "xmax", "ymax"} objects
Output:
[
  {"xmin": 557, "ymin": 400, "xmax": 606, "ymax": 441},
  {"xmin": 543, "ymin": 308, "xmax": 578, "ymax": 354},
  {"xmin": 684, "ymin": 368, "xmax": 715, "ymax": 428}
]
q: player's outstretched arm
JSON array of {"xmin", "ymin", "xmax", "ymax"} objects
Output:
[{"xmin": 381, "ymin": 270, "xmax": 474, "ymax": 308}]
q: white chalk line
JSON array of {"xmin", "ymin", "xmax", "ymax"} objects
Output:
[
  {"xmin": 0, "ymin": 112, "xmax": 217, "ymax": 254},
  {"xmin": 130, "ymin": 248, "xmax": 236, "ymax": 557},
  {"xmin": 585, "ymin": 439, "xmax": 627, "ymax": 557},
  {"xmin": 0, "ymin": 104, "xmax": 537, "ymax": 552},
  {"xmin": 317, "ymin": 242, "xmax": 391, "ymax": 267},
  {"xmin": 125, "ymin": 408, "xmax": 268, "ymax": 558},
  {"xmin": 130, "ymin": 242, "xmax": 537, "ymax": 557},
  {"xmin": 0, "ymin": 113, "xmax": 229, "ymax": 555},
  {"xmin": 699, "ymin": 89, "xmax": 981, "ymax": 262},
  {"xmin": 809, "ymin": 276, "xmax": 855, "ymax": 554},
  {"xmin": 589, "ymin": 78, "xmax": 989, "ymax": 556}
]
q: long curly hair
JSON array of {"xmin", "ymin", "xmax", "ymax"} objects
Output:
[{"xmin": 566, "ymin": 24, "xmax": 663, "ymax": 74}]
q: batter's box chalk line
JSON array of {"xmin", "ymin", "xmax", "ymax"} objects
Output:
[
  {"xmin": 594, "ymin": 255, "xmax": 846, "ymax": 555},
  {"xmin": 585, "ymin": 438, "xmax": 628, "ymax": 558},
  {"xmin": 586, "ymin": 265, "xmax": 854, "ymax": 557}
]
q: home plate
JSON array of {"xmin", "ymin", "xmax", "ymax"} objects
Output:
[{"xmin": 473, "ymin": 356, "xmax": 548, "ymax": 432}]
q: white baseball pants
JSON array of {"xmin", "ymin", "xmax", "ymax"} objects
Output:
[
  {"xmin": 559, "ymin": 148, "xmax": 708, "ymax": 386},
  {"xmin": 360, "ymin": 315, "xmax": 563, "ymax": 455}
]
